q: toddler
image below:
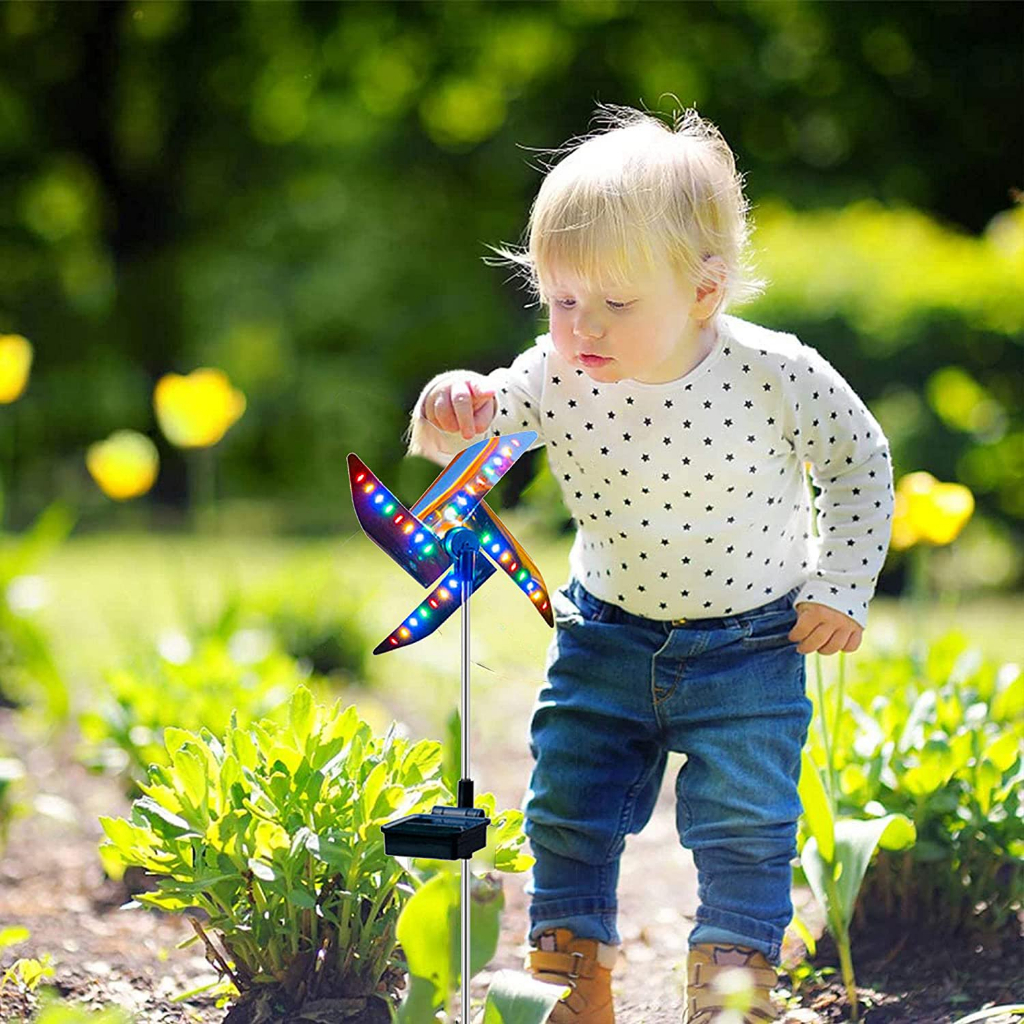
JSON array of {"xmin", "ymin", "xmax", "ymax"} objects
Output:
[{"xmin": 406, "ymin": 105, "xmax": 894, "ymax": 1024}]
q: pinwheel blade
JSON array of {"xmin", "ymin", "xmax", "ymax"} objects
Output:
[
  {"xmin": 374, "ymin": 557, "xmax": 497, "ymax": 655},
  {"xmin": 348, "ymin": 454, "xmax": 451, "ymax": 588},
  {"xmin": 465, "ymin": 500, "xmax": 553, "ymax": 626},
  {"xmin": 410, "ymin": 431, "xmax": 537, "ymax": 541}
]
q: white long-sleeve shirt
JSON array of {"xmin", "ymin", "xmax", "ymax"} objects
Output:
[{"xmin": 406, "ymin": 313, "xmax": 894, "ymax": 628}]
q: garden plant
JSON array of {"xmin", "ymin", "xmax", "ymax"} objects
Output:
[{"xmin": 99, "ymin": 685, "xmax": 566, "ymax": 1024}]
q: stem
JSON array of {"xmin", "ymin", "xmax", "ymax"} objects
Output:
[
  {"xmin": 822, "ymin": 866, "xmax": 859, "ymax": 1021},
  {"xmin": 814, "ymin": 654, "xmax": 836, "ymax": 815},
  {"xmin": 832, "ymin": 652, "xmax": 846, "ymax": 802},
  {"xmin": 0, "ymin": 405, "xmax": 14, "ymax": 531},
  {"xmin": 836, "ymin": 931, "xmax": 860, "ymax": 1022},
  {"xmin": 908, "ymin": 545, "xmax": 929, "ymax": 680},
  {"xmin": 190, "ymin": 916, "xmax": 242, "ymax": 990},
  {"xmin": 187, "ymin": 446, "xmax": 217, "ymax": 532}
]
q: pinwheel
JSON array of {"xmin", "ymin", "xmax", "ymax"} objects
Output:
[
  {"xmin": 347, "ymin": 430, "xmax": 553, "ymax": 655},
  {"xmin": 347, "ymin": 430, "xmax": 553, "ymax": 1024}
]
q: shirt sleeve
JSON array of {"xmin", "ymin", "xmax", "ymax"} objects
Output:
[
  {"xmin": 404, "ymin": 338, "xmax": 549, "ymax": 466},
  {"xmin": 781, "ymin": 343, "xmax": 895, "ymax": 629}
]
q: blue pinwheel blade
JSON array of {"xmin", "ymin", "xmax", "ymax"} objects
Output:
[
  {"xmin": 410, "ymin": 432, "xmax": 537, "ymax": 541},
  {"xmin": 374, "ymin": 557, "xmax": 496, "ymax": 655},
  {"xmin": 348, "ymin": 454, "xmax": 451, "ymax": 588},
  {"xmin": 464, "ymin": 500, "xmax": 553, "ymax": 627}
]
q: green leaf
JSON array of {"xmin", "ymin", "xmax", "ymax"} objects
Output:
[
  {"xmin": 876, "ymin": 814, "xmax": 916, "ymax": 851},
  {"xmin": 802, "ymin": 814, "xmax": 916, "ymax": 932},
  {"xmin": 397, "ymin": 973, "xmax": 440, "ymax": 1024},
  {"xmin": 133, "ymin": 796, "xmax": 194, "ymax": 837},
  {"xmin": 991, "ymin": 668, "xmax": 1023, "ymax": 722},
  {"xmin": 361, "ymin": 760, "xmax": 388, "ymax": 824},
  {"xmin": 287, "ymin": 888, "xmax": 316, "ymax": 909},
  {"xmin": 983, "ymin": 732, "xmax": 1020, "ymax": 773},
  {"xmin": 248, "ymin": 857, "xmax": 276, "ymax": 882},
  {"xmin": 787, "ymin": 914, "xmax": 817, "ymax": 958},
  {"xmin": 481, "ymin": 968, "xmax": 573, "ymax": 1023},
  {"xmin": 305, "ymin": 831, "xmax": 351, "ymax": 868},
  {"xmin": 798, "ymin": 749, "xmax": 834, "ymax": 863},
  {"xmin": 172, "ymin": 746, "xmax": 209, "ymax": 818},
  {"xmin": 0, "ymin": 927, "xmax": 30, "ymax": 953},
  {"xmin": 289, "ymin": 684, "xmax": 315, "ymax": 749},
  {"xmin": 900, "ymin": 739, "xmax": 960, "ymax": 797},
  {"xmin": 396, "ymin": 869, "xmax": 504, "ymax": 1009},
  {"xmin": 975, "ymin": 759, "xmax": 1001, "ymax": 816},
  {"xmin": 165, "ymin": 727, "xmax": 200, "ymax": 759}
]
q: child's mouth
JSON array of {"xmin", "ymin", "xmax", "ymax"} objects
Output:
[{"xmin": 579, "ymin": 354, "xmax": 612, "ymax": 367}]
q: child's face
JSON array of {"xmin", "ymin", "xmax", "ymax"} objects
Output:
[{"xmin": 543, "ymin": 260, "xmax": 705, "ymax": 385}]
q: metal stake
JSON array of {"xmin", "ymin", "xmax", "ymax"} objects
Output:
[{"xmin": 459, "ymin": 548, "xmax": 474, "ymax": 1024}]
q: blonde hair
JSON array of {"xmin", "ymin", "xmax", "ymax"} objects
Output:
[{"xmin": 488, "ymin": 102, "xmax": 764, "ymax": 311}]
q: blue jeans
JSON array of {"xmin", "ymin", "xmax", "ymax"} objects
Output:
[{"xmin": 521, "ymin": 577, "xmax": 812, "ymax": 965}]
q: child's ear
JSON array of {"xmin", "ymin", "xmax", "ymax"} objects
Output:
[{"xmin": 694, "ymin": 255, "xmax": 728, "ymax": 313}]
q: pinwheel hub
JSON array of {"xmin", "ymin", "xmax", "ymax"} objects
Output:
[{"xmin": 444, "ymin": 525, "xmax": 480, "ymax": 558}]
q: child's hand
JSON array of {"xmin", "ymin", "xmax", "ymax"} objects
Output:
[
  {"xmin": 423, "ymin": 375, "xmax": 497, "ymax": 440},
  {"xmin": 789, "ymin": 602, "xmax": 863, "ymax": 655}
]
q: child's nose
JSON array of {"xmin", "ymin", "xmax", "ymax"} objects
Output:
[{"xmin": 573, "ymin": 313, "xmax": 605, "ymax": 339}]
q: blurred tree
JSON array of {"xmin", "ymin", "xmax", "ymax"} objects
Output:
[{"xmin": 0, "ymin": 0, "xmax": 1019, "ymax": 569}]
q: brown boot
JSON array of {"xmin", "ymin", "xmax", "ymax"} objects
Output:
[
  {"xmin": 682, "ymin": 943, "xmax": 779, "ymax": 1023},
  {"xmin": 524, "ymin": 927, "xmax": 618, "ymax": 1023}
]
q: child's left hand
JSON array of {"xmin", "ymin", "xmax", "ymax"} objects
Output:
[{"xmin": 789, "ymin": 602, "xmax": 863, "ymax": 655}]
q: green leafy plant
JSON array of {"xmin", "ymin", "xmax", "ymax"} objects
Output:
[
  {"xmin": 0, "ymin": 927, "xmax": 55, "ymax": 1004},
  {"xmin": 807, "ymin": 633, "xmax": 1023, "ymax": 935},
  {"xmin": 796, "ymin": 652, "xmax": 917, "ymax": 1022},
  {"xmin": 98, "ymin": 686, "xmax": 545, "ymax": 1023},
  {"xmin": 79, "ymin": 635, "xmax": 324, "ymax": 793},
  {"xmin": 0, "ymin": 503, "xmax": 74, "ymax": 721},
  {"xmin": 168, "ymin": 560, "xmax": 370, "ymax": 682}
]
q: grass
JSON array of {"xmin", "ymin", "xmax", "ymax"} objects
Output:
[{"xmin": 29, "ymin": 520, "xmax": 1024, "ymax": 737}]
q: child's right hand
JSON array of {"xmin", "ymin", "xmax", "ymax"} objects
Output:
[{"xmin": 423, "ymin": 374, "xmax": 496, "ymax": 440}]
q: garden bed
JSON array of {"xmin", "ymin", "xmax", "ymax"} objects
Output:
[{"xmin": 2, "ymin": 680, "xmax": 1019, "ymax": 1024}]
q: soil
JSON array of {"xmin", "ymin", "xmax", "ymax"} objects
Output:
[{"xmin": 1, "ymin": 677, "xmax": 1020, "ymax": 1024}]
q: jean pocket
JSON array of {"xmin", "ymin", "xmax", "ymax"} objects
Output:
[
  {"xmin": 551, "ymin": 580, "xmax": 607, "ymax": 627},
  {"xmin": 738, "ymin": 608, "xmax": 799, "ymax": 651}
]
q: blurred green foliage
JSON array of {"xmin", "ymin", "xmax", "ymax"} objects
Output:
[
  {"xmin": 0, "ymin": 504, "xmax": 74, "ymax": 719},
  {"xmin": 0, "ymin": 1, "xmax": 1020, "ymax": 588},
  {"xmin": 802, "ymin": 634, "xmax": 1023, "ymax": 936}
]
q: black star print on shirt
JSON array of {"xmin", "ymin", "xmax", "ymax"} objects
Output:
[{"xmin": 413, "ymin": 317, "xmax": 894, "ymax": 628}]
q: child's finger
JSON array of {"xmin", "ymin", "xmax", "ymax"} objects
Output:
[
  {"xmin": 794, "ymin": 622, "xmax": 831, "ymax": 654},
  {"xmin": 468, "ymin": 378, "xmax": 495, "ymax": 407},
  {"xmin": 448, "ymin": 379, "xmax": 477, "ymax": 439},
  {"xmin": 430, "ymin": 389, "xmax": 458, "ymax": 434},
  {"xmin": 473, "ymin": 394, "xmax": 496, "ymax": 433}
]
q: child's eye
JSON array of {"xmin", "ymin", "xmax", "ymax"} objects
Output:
[{"xmin": 552, "ymin": 298, "xmax": 633, "ymax": 310}]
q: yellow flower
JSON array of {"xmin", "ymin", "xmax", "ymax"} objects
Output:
[
  {"xmin": 0, "ymin": 335, "xmax": 33, "ymax": 404},
  {"xmin": 153, "ymin": 368, "xmax": 246, "ymax": 448},
  {"xmin": 890, "ymin": 471, "xmax": 975, "ymax": 550},
  {"xmin": 86, "ymin": 430, "xmax": 159, "ymax": 501}
]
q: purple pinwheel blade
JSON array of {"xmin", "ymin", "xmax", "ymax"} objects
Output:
[
  {"xmin": 410, "ymin": 431, "xmax": 537, "ymax": 543},
  {"xmin": 373, "ymin": 557, "xmax": 497, "ymax": 655},
  {"xmin": 348, "ymin": 454, "xmax": 451, "ymax": 588}
]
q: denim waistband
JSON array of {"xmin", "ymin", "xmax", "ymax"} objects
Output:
[{"xmin": 569, "ymin": 578, "xmax": 802, "ymax": 633}]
